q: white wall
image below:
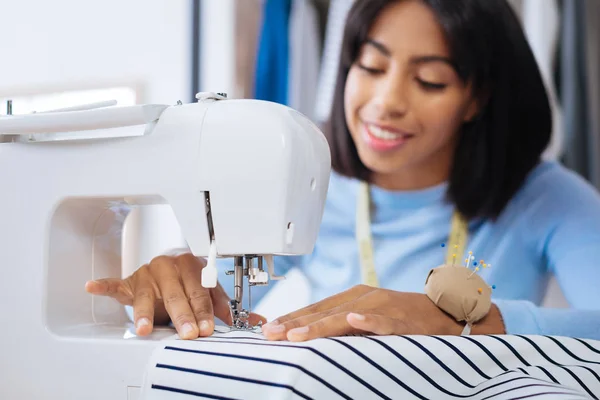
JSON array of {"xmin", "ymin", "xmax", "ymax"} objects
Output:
[
  {"xmin": 200, "ymin": 0, "xmax": 237, "ymax": 96},
  {"xmin": 0, "ymin": 0, "xmax": 191, "ymax": 104}
]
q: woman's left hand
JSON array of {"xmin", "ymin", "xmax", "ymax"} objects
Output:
[{"xmin": 261, "ymin": 285, "xmax": 505, "ymax": 342}]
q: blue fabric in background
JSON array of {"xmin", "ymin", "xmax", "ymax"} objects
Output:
[{"xmin": 254, "ymin": 0, "xmax": 292, "ymax": 105}]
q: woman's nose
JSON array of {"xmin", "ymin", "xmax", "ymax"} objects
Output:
[{"xmin": 373, "ymin": 75, "xmax": 409, "ymax": 119}]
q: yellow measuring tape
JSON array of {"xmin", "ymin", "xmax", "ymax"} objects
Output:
[{"xmin": 356, "ymin": 181, "xmax": 468, "ymax": 288}]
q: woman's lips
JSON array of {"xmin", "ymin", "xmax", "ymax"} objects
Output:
[{"xmin": 361, "ymin": 123, "xmax": 414, "ymax": 152}]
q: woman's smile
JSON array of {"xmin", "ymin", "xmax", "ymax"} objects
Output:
[{"xmin": 361, "ymin": 122, "xmax": 414, "ymax": 152}]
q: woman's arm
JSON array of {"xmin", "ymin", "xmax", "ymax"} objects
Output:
[
  {"xmin": 493, "ymin": 167, "xmax": 600, "ymax": 340},
  {"xmin": 493, "ymin": 242, "xmax": 600, "ymax": 340}
]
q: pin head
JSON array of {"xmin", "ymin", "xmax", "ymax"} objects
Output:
[{"xmin": 477, "ymin": 288, "xmax": 483, "ymax": 294}]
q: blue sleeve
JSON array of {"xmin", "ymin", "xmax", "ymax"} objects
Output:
[{"xmin": 494, "ymin": 167, "xmax": 600, "ymax": 340}]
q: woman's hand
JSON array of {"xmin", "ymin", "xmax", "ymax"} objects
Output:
[
  {"xmin": 85, "ymin": 253, "xmax": 266, "ymax": 339},
  {"xmin": 261, "ymin": 285, "xmax": 505, "ymax": 342}
]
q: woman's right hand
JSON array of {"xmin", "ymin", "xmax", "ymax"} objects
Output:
[{"xmin": 84, "ymin": 253, "xmax": 266, "ymax": 339}]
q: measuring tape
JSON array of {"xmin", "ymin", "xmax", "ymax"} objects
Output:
[{"xmin": 356, "ymin": 181, "xmax": 468, "ymax": 287}]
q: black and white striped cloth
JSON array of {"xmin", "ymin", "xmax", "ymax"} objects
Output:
[{"xmin": 140, "ymin": 328, "xmax": 600, "ymax": 399}]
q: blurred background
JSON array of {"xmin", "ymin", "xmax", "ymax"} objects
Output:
[{"xmin": 1, "ymin": 0, "xmax": 598, "ymax": 319}]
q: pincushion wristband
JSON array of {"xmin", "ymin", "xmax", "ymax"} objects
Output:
[{"xmin": 424, "ymin": 252, "xmax": 495, "ymax": 335}]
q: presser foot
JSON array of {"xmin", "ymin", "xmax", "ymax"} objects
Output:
[
  {"xmin": 223, "ymin": 255, "xmax": 268, "ymax": 333},
  {"xmin": 228, "ymin": 299, "xmax": 263, "ymax": 332}
]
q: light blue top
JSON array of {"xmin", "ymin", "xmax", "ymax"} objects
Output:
[{"xmin": 219, "ymin": 161, "xmax": 600, "ymax": 340}]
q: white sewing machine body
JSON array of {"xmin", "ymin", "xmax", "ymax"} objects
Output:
[{"xmin": 0, "ymin": 95, "xmax": 331, "ymax": 399}]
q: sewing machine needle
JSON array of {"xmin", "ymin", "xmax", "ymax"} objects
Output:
[{"xmin": 249, "ymin": 282, "xmax": 252, "ymax": 314}]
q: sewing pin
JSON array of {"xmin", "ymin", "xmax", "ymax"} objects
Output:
[
  {"xmin": 468, "ymin": 266, "xmax": 480, "ymax": 278},
  {"xmin": 465, "ymin": 251, "xmax": 474, "ymax": 268}
]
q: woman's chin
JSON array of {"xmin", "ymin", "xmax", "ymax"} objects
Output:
[{"xmin": 357, "ymin": 147, "xmax": 409, "ymax": 174}]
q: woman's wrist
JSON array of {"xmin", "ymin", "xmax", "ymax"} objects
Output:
[
  {"xmin": 470, "ymin": 304, "xmax": 506, "ymax": 335},
  {"xmin": 441, "ymin": 303, "xmax": 506, "ymax": 335}
]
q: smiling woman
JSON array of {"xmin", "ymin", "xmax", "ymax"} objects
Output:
[
  {"xmin": 329, "ymin": 0, "xmax": 552, "ymax": 216},
  {"xmin": 343, "ymin": 7, "xmax": 480, "ymax": 192},
  {"xmin": 90, "ymin": 0, "xmax": 600, "ymax": 350}
]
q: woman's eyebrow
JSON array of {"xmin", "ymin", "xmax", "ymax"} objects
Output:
[
  {"xmin": 364, "ymin": 38, "xmax": 456, "ymax": 70},
  {"xmin": 364, "ymin": 38, "xmax": 391, "ymax": 57},
  {"xmin": 410, "ymin": 55, "xmax": 455, "ymax": 68}
]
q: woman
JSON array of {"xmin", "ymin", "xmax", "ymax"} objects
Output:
[{"xmin": 86, "ymin": 0, "xmax": 600, "ymax": 342}]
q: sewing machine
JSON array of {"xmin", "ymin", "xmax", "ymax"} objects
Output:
[{"xmin": 0, "ymin": 93, "xmax": 331, "ymax": 399}]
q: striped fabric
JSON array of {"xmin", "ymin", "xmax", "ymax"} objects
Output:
[{"xmin": 140, "ymin": 328, "xmax": 600, "ymax": 399}]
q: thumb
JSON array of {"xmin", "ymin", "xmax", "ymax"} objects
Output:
[{"xmin": 85, "ymin": 278, "xmax": 134, "ymax": 306}]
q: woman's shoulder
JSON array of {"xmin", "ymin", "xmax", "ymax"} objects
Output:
[
  {"xmin": 522, "ymin": 161, "xmax": 600, "ymax": 199},
  {"xmin": 507, "ymin": 160, "xmax": 600, "ymax": 217}
]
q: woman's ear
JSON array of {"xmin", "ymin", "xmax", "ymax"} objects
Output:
[
  {"xmin": 464, "ymin": 98, "xmax": 480, "ymax": 122},
  {"xmin": 464, "ymin": 89, "xmax": 490, "ymax": 123}
]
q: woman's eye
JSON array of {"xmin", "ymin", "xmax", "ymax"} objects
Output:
[
  {"xmin": 357, "ymin": 64, "xmax": 384, "ymax": 75},
  {"xmin": 416, "ymin": 77, "xmax": 447, "ymax": 90}
]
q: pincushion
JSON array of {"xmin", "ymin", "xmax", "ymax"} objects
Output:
[{"xmin": 424, "ymin": 264, "xmax": 492, "ymax": 325}]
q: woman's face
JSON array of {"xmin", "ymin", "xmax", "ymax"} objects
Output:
[{"xmin": 344, "ymin": 0, "xmax": 479, "ymax": 190}]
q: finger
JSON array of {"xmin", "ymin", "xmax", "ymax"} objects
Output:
[
  {"xmin": 178, "ymin": 254, "xmax": 214, "ymax": 337},
  {"xmin": 149, "ymin": 256, "xmax": 198, "ymax": 340},
  {"xmin": 266, "ymin": 284, "xmax": 376, "ymax": 327},
  {"xmin": 131, "ymin": 268, "xmax": 157, "ymax": 336},
  {"xmin": 284, "ymin": 312, "xmax": 362, "ymax": 342},
  {"xmin": 262, "ymin": 311, "xmax": 332, "ymax": 340},
  {"xmin": 346, "ymin": 313, "xmax": 410, "ymax": 336},
  {"xmin": 85, "ymin": 278, "xmax": 133, "ymax": 306}
]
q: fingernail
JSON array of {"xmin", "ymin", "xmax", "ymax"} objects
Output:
[
  {"xmin": 348, "ymin": 313, "xmax": 366, "ymax": 321},
  {"xmin": 136, "ymin": 317, "xmax": 150, "ymax": 328},
  {"xmin": 181, "ymin": 323, "xmax": 194, "ymax": 337},
  {"xmin": 263, "ymin": 320, "xmax": 279, "ymax": 329},
  {"xmin": 264, "ymin": 324, "xmax": 285, "ymax": 334},
  {"xmin": 199, "ymin": 320, "xmax": 211, "ymax": 334},
  {"xmin": 288, "ymin": 326, "xmax": 309, "ymax": 335},
  {"xmin": 85, "ymin": 281, "xmax": 96, "ymax": 289}
]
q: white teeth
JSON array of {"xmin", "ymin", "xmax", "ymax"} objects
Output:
[{"xmin": 369, "ymin": 125, "xmax": 401, "ymax": 140}]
